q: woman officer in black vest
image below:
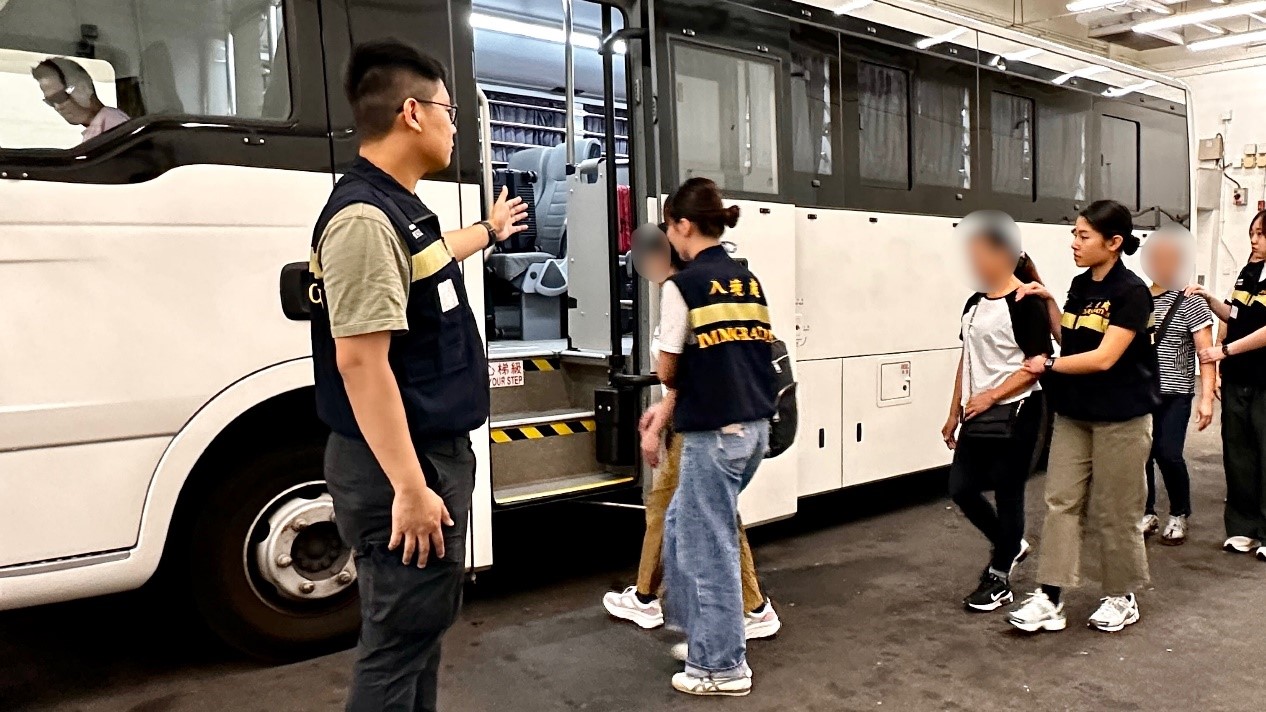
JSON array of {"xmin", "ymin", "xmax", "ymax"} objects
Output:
[{"xmin": 642, "ymin": 177, "xmax": 777, "ymax": 697}]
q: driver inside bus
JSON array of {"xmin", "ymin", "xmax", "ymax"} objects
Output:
[{"xmin": 31, "ymin": 57, "xmax": 130, "ymax": 144}]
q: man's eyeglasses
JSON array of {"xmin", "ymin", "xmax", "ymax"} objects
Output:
[
  {"xmin": 399, "ymin": 98, "xmax": 457, "ymax": 125},
  {"xmin": 42, "ymin": 86, "xmax": 74, "ymax": 107}
]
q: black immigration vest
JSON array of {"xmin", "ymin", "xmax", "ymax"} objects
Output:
[
  {"xmin": 309, "ymin": 158, "xmax": 489, "ymax": 441},
  {"xmin": 668, "ymin": 245, "xmax": 777, "ymax": 432}
]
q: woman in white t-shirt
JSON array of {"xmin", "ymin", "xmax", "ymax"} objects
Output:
[
  {"xmin": 941, "ymin": 215, "xmax": 1052, "ymax": 613},
  {"xmin": 601, "ymin": 225, "xmax": 778, "ymax": 640}
]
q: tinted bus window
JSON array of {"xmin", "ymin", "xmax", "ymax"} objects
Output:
[
  {"xmin": 858, "ymin": 61, "xmax": 909, "ymax": 189},
  {"xmin": 1037, "ymin": 104, "xmax": 1088, "ymax": 202},
  {"xmin": 992, "ymin": 92, "xmax": 1034, "ymax": 199},
  {"xmin": 914, "ymin": 74, "xmax": 971, "ymax": 190}
]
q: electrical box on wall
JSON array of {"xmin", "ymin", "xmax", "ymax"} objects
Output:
[
  {"xmin": 1197, "ymin": 167, "xmax": 1222, "ymax": 211},
  {"xmin": 877, "ymin": 360, "xmax": 912, "ymax": 407},
  {"xmin": 1198, "ymin": 135, "xmax": 1224, "ymax": 162}
]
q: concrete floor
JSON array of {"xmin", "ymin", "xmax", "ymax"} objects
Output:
[{"xmin": 3, "ymin": 422, "xmax": 1264, "ymax": 712}]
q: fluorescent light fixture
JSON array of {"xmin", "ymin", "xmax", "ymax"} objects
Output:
[
  {"xmin": 1003, "ymin": 47, "xmax": 1043, "ymax": 61},
  {"xmin": 915, "ymin": 26, "xmax": 967, "ymax": 50},
  {"xmin": 1134, "ymin": 1, "xmax": 1266, "ymax": 33},
  {"xmin": 1052, "ymin": 65, "xmax": 1108, "ymax": 85},
  {"xmin": 1196, "ymin": 22, "xmax": 1229, "ymax": 35},
  {"xmin": 469, "ymin": 12, "xmax": 624, "ymax": 53},
  {"xmin": 1189, "ymin": 27, "xmax": 1266, "ymax": 50},
  {"xmin": 1067, "ymin": 0, "xmax": 1126, "ymax": 12},
  {"xmin": 1103, "ymin": 79, "xmax": 1157, "ymax": 97},
  {"xmin": 834, "ymin": 0, "xmax": 874, "ymax": 14}
]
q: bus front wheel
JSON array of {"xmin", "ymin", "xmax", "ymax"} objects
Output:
[{"xmin": 188, "ymin": 445, "xmax": 360, "ymax": 661}]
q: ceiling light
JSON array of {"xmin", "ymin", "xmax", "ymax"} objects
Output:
[
  {"xmin": 915, "ymin": 26, "xmax": 967, "ymax": 50},
  {"xmin": 1196, "ymin": 22, "xmax": 1229, "ymax": 34},
  {"xmin": 469, "ymin": 13, "xmax": 623, "ymax": 53},
  {"xmin": 1103, "ymin": 79, "xmax": 1157, "ymax": 97},
  {"xmin": 1052, "ymin": 65, "xmax": 1108, "ymax": 85},
  {"xmin": 1067, "ymin": 0, "xmax": 1127, "ymax": 12},
  {"xmin": 834, "ymin": 0, "xmax": 874, "ymax": 14},
  {"xmin": 1189, "ymin": 27, "xmax": 1266, "ymax": 50},
  {"xmin": 1134, "ymin": 1, "xmax": 1266, "ymax": 33}
]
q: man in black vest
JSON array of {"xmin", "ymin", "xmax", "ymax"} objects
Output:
[
  {"xmin": 309, "ymin": 41, "xmax": 526, "ymax": 712},
  {"xmin": 646, "ymin": 178, "xmax": 777, "ymax": 697}
]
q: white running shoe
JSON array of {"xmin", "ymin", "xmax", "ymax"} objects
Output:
[
  {"xmin": 1011, "ymin": 538, "xmax": 1031, "ymax": 574},
  {"xmin": 1223, "ymin": 536, "xmax": 1262, "ymax": 554},
  {"xmin": 670, "ymin": 641, "xmax": 688, "ymax": 662},
  {"xmin": 1008, "ymin": 589, "xmax": 1066, "ymax": 633},
  {"xmin": 1088, "ymin": 593, "xmax": 1140, "ymax": 632},
  {"xmin": 744, "ymin": 601, "xmax": 782, "ymax": 640},
  {"xmin": 1160, "ymin": 515, "xmax": 1187, "ymax": 546},
  {"xmin": 1256, "ymin": 547, "xmax": 1266, "ymax": 562},
  {"xmin": 1139, "ymin": 514, "xmax": 1161, "ymax": 536},
  {"xmin": 671, "ymin": 671, "xmax": 752, "ymax": 697},
  {"xmin": 602, "ymin": 586, "xmax": 664, "ymax": 629}
]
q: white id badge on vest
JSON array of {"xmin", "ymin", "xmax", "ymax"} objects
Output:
[
  {"xmin": 1231, "ymin": 305, "xmax": 1240, "ymax": 320},
  {"xmin": 438, "ymin": 279, "xmax": 459, "ymax": 312}
]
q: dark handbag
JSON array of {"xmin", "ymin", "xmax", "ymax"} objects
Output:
[{"xmin": 958, "ymin": 302, "xmax": 1023, "ymax": 440}]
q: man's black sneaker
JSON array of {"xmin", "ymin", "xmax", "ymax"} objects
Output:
[{"xmin": 964, "ymin": 570, "xmax": 1013, "ymax": 612}]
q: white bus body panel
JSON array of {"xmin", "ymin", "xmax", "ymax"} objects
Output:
[{"xmin": 0, "ymin": 166, "xmax": 482, "ymax": 607}]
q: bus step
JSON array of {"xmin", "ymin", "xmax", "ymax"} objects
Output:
[
  {"xmin": 489, "ymin": 409, "xmax": 596, "ymax": 442},
  {"xmin": 493, "ymin": 471, "xmax": 636, "ymax": 506}
]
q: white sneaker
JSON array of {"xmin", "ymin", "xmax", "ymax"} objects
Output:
[
  {"xmin": 1160, "ymin": 515, "xmax": 1187, "ymax": 546},
  {"xmin": 1139, "ymin": 514, "xmax": 1161, "ymax": 536},
  {"xmin": 1256, "ymin": 547, "xmax": 1266, "ymax": 562},
  {"xmin": 1088, "ymin": 593, "xmax": 1141, "ymax": 632},
  {"xmin": 1011, "ymin": 538, "xmax": 1031, "ymax": 575},
  {"xmin": 602, "ymin": 586, "xmax": 664, "ymax": 629},
  {"xmin": 671, "ymin": 671, "xmax": 752, "ymax": 697},
  {"xmin": 1008, "ymin": 589, "xmax": 1066, "ymax": 633},
  {"xmin": 1223, "ymin": 536, "xmax": 1262, "ymax": 554},
  {"xmin": 744, "ymin": 601, "xmax": 781, "ymax": 640},
  {"xmin": 670, "ymin": 642, "xmax": 688, "ymax": 662}
]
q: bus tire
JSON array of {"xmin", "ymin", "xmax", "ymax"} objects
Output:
[{"xmin": 187, "ymin": 445, "xmax": 359, "ymax": 661}]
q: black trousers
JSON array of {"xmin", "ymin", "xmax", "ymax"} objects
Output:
[
  {"xmin": 1222, "ymin": 382, "xmax": 1266, "ymax": 541},
  {"xmin": 1145, "ymin": 393, "xmax": 1194, "ymax": 517},
  {"xmin": 949, "ymin": 392, "xmax": 1046, "ymax": 574},
  {"xmin": 325, "ymin": 432, "xmax": 475, "ymax": 712}
]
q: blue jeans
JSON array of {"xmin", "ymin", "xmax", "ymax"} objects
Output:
[
  {"xmin": 662, "ymin": 420, "xmax": 769, "ymax": 679},
  {"xmin": 1145, "ymin": 394, "xmax": 1194, "ymax": 517}
]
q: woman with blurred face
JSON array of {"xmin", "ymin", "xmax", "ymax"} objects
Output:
[
  {"xmin": 941, "ymin": 213, "xmax": 1051, "ymax": 613},
  {"xmin": 1009, "ymin": 200, "xmax": 1158, "ymax": 634},
  {"xmin": 1187, "ymin": 209, "xmax": 1266, "ymax": 560},
  {"xmin": 1137, "ymin": 229, "xmax": 1215, "ymax": 546}
]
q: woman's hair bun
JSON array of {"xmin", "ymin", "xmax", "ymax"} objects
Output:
[
  {"xmin": 1122, "ymin": 233, "xmax": 1141, "ymax": 256},
  {"xmin": 724, "ymin": 205, "xmax": 741, "ymax": 229}
]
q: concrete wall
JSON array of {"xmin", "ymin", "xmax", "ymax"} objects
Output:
[{"xmin": 1178, "ymin": 61, "xmax": 1266, "ymax": 299}]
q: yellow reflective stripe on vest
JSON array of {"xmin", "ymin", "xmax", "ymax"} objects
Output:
[
  {"xmin": 1060, "ymin": 312, "xmax": 1076, "ymax": 329},
  {"xmin": 1231, "ymin": 290, "xmax": 1252, "ymax": 305},
  {"xmin": 309, "ymin": 249, "xmax": 323, "ymax": 279},
  {"xmin": 411, "ymin": 240, "xmax": 453, "ymax": 282},
  {"xmin": 688, "ymin": 302, "xmax": 771, "ymax": 330}
]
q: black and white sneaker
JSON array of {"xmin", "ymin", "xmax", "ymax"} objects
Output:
[{"xmin": 964, "ymin": 569, "xmax": 1013, "ymax": 612}]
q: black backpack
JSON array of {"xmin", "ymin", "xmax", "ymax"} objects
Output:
[{"xmin": 766, "ymin": 339, "xmax": 798, "ymax": 458}]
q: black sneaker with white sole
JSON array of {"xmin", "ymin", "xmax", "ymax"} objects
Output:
[{"xmin": 964, "ymin": 569, "xmax": 1013, "ymax": 612}]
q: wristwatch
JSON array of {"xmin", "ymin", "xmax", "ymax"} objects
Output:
[
  {"xmin": 1043, "ymin": 356, "xmax": 1057, "ymax": 372},
  {"xmin": 478, "ymin": 220, "xmax": 497, "ymax": 248},
  {"xmin": 1222, "ymin": 343, "xmax": 1231, "ymax": 358}
]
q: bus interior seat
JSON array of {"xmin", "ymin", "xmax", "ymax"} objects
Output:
[
  {"xmin": 139, "ymin": 42, "xmax": 184, "ymax": 115},
  {"xmin": 487, "ymin": 139, "xmax": 602, "ymax": 341}
]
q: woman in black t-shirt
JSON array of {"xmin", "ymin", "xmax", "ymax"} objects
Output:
[
  {"xmin": 1186, "ymin": 209, "xmax": 1266, "ymax": 560},
  {"xmin": 942, "ymin": 215, "xmax": 1052, "ymax": 613},
  {"xmin": 1006, "ymin": 200, "xmax": 1158, "ymax": 635}
]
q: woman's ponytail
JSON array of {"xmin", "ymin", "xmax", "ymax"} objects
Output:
[{"xmin": 1014, "ymin": 252, "xmax": 1042, "ymax": 284}]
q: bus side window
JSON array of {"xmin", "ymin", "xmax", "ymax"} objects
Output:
[{"xmin": 0, "ymin": 0, "xmax": 290, "ymax": 152}]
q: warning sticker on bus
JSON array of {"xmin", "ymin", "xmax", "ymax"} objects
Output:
[{"xmin": 489, "ymin": 360, "xmax": 525, "ymax": 388}]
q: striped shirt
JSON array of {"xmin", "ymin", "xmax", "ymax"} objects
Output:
[{"xmin": 1151, "ymin": 290, "xmax": 1214, "ymax": 395}]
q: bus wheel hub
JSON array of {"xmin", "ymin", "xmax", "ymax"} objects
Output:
[{"xmin": 254, "ymin": 493, "xmax": 355, "ymax": 601}]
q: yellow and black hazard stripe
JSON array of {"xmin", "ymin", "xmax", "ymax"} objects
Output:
[
  {"xmin": 522, "ymin": 357, "xmax": 560, "ymax": 372},
  {"xmin": 491, "ymin": 419, "xmax": 596, "ymax": 443}
]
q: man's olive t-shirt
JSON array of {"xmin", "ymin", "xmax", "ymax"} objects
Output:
[{"xmin": 315, "ymin": 203, "xmax": 412, "ymax": 338}]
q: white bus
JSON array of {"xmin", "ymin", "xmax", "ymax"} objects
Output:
[{"xmin": 0, "ymin": 0, "xmax": 1192, "ymax": 658}]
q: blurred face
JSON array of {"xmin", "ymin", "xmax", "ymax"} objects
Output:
[
  {"xmin": 1143, "ymin": 237, "xmax": 1182, "ymax": 288},
  {"xmin": 1071, "ymin": 216, "xmax": 1118, "ymax": 269},
  {"xmin": 402, "ymin": 83, "xmax": 456, "ymax": 173},
  {"xmin": 36, "ymin": 73, "xmax": 92, "ymax": 126},
  {"xmin": 967, "ymin": 234, "xmax": 1014, "ymax": 289},
  {"xmin": 635, "ymin": 241, "xmax": 673, "ymax": 284},
  {"xmin": 1251, "ymin": 216, "xmax": 1266, "ymax": 262}
]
